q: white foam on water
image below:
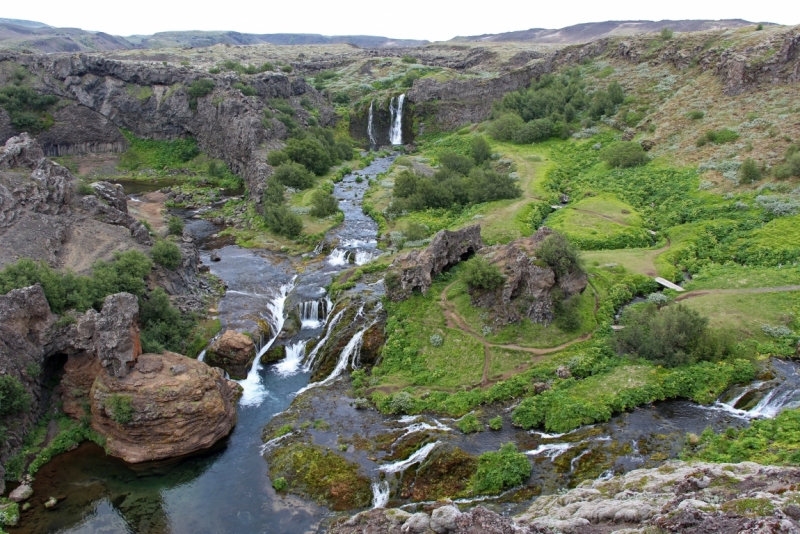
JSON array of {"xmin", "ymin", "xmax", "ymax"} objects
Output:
[
  {"xmin": 371, "ymin": 480, "xmax": 390, "ymax": 509},
  {"xmin": 302, "ymin": 309, "xmax": 345, "ymax": 372},
  {"xmin": 327, "ymin": 248, "xmax": 350, "ymax": 266},
  {"xmin": 273, "ymin": 340, "xmax": 309, "ymax": 377},
  {"xmin": 526, "ymin": 443, "xmax": 573, "ymax": 459},
  {"xmin": 379, "ymin": 442, "xmax": 439, "ymax": 474}
]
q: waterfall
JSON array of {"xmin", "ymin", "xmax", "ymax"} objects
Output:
[
  {"xmin": 379, "ymin": 442, "xmax": 440, "ymax": 474},
  {"xmin": 354, "ymin": 249, "xmax": 375, "ymax": 266},
  {"xmin": 327, "ymin": 248, "xmax": 350, "ymax": 266},
  {"xmin": 367, "ymin": 100, "xmax": 377, "ymax": 147},
  {"xmin": 302, "ymin": 309, "xmax": 345, "ymax": 372},
  {"xmin": 295, "ymin": 321, "xmax": 372, "ymax": 395},
  {"xmin": 298, "ymin": 297, "xmax": 331, "ymax": 329},
  {"xmin": 371, "ymin": 481, "xmax": 390, "ymax": 509},
  {"xmin": 273, "ymin": 340, "xmax": 309, "ymax": 377},
  {"xmin": 389, "ymin": 94, "xmax": 405, "ymax": 145},
  {"xmin": 525, "ymin": 443, "xmax": 573, "ymax": 459},
  {"xmin": 238, "ymin": 276, "xmax": 296, "ymax": 407}
]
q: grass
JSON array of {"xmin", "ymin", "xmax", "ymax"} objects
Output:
[
  {"xmin": 583, "ymin": 245, "xmax": 669, "ymax": 277},
  {"xmin": 678, "ymin": 290, "xmax": 800, "ymax": 342},
  {"xmin": 684, "ymin": 264, "xmax": 800, "ymax": 291}
]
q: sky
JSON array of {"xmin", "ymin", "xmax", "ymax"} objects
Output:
[{"xmin": 4, "ymin": 0, "xmax": 799, "ymax": 41}]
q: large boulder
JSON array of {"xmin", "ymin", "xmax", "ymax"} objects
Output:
[
  {"xmin": 387, "ymin": 225, "xmax": 483, "ymax": 301},
  {"xmin": 204, "ymin": 330, "xmax": 256, "ymax": 380},
  {"xmin": 90, "ymin": 351, "xmax": 240, "ymax": 463}
]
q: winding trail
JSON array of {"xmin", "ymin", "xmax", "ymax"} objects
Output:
[
  {"xmin": 675, "ymin": 285, "xmax": 800, "ymax": 302},
  {"xmin": 439, "ymin": 281, "xmax": 595, "ymax": 385}
]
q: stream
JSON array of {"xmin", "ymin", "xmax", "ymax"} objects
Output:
[{"xmin": 10, "ymin": 154, "xmax": 800, "ymax": 533}]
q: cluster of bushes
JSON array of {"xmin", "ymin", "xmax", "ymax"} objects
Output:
[
  {"xmin": 773, "ymin": 144, "xmax": 800, "ymax": 179},
  {"xmin": 462, "ymin": 256, "xmax": 505, "ymax": 291},
  {"xmin": 472, "ymin": 443, "xmax": 531, "ymax": 494},
  {"xmin": 696, "ymin": 128, "xmax": 739, "ymax": 147},
  {"xmin": 0, "ymin": 375, "xmax": 30, "ymax": 417},
  {"xmin": 388, "ymin": 139, "xmax": 520, "ymax": 215},
  {"xmin": 0, "ymin": 83, "xmax": 58, "ymax": 134},
  {"xmin": 187, "ymin": 79, "xmax": 215, "ymax": 110},
  {"xmin": 215, "ymin": 61, "xmax": 275, "ymax": 75},
  {"xmin": 0, "ymin": 251, "xmax": 200, "ymax": 355},
  {"xmin": 490, "ymin": 71, "xmax": 624, "ymax": 144},
  {"xmin": 262, "ymin": 179, "xmax": 303, "ymax": 237},
  {"xmin": 614, "ymin": 303, "xmax": 737, "ymax": 367},
  {"xmin": 267, "ymin": 127, "xmax": 353, "ymax": 176},
  {"xmin": 118, "ymin": 131, "xmax": 200, "ymax": 171},
  {"xmin": 599, "ymin": 142, "xmax": 650, "ymax": 168}
]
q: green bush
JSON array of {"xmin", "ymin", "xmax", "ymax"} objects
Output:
[
  {"xmin": 0, "ymin": 85, "xmax": 58, "ymax": 134},
  {"xmin": 439, "ymin": 152, "xmax": 474, "ymax": 175},
  {"xmin": 119, "ymin": 131, "xmax": 200, "ymax": 170},
  {"xmin": 139, "ymin": 287, "xmax": 197, "ymax": 354},
  {"xmin": 151, "ymin": 240, "xmax": 182, "ymax": 270},
  {"xmin": 697, "ymin": 128, "xmax": 739, "ymax": 147},
  {"xmin": 265, "ymin": 204, "xmax": 303, "ymax": 237},
  {"xmin": 167, "ymin": 216, "xmax": 185, "ymax": 235},
  {"xmin": 600, "ymin": 142, "xmax": 650, "ymax": 168},
  {"xmin": 332, "ymin": 92, "xmax": 351, "ymax": 105},
  {"xmin": 281, "ymin": 65, "xmax": 293, "ymax": 73},
  {"xmin": 473, "ymin": 443, "xmax": 531, "ymax": 494},
  {"xmin": 512, "ymin": 118, "xmax": 553, "ymax": 144},
  {"xmin": 607, "ymin": 81, "xmax": 624, "ymax": 105},
  {"xmin": 456, "ymin": 413, "xmax": 483, "ymax": 433},
  {"xmin": 310, "ymin": 189, "xmax": 339, "ymax": 217},
  {"xmin": 232, "ymin": 82, "xmax": 256, "ymax": 96},
  {"xmin": 267, "ymin": 149, "xmax": 290, "ymax": 167},
  {"xmin": 284, "ymin": 138, "xmax": 332, "ymax": 175},
  {"xmin": 773, "ymin": 149, "xmax": 800, "ymax": 179},
  {"xmin": 106, "ymin": 394, "xmax": 134, "ymax": 424},
  {"xmin": 488, "ymin": 113, "xmax": 525, "ymax": 142},
  {"xmin": 488, "ymin": 416, "xmax": 503, "ymax": 430},
  {"xmin": 686, "ymin": 110, "xmax": 705, "ymax": 120},
  {"xmin": 0, "ymin": 376, "xmax": 30, "ymax": 417},
  {"xmin": 273, "ymin": 162, "xmax": 315, "ymax": 189},
  {"xmin": 661, "ymin": 27, "xmax": 674, "ymax": 40},
  {"xmin": 471, "ymin": 136, "xmax": 492, "ymax": 164},
  {"xmin": 401, "ymin": 55, "xmax": 418, "ymax": 64},
  {"xmin": 404, "ymin": 222, "xmax": 429, "ymax": 241},
  {"xmin": 614, "ymin": 303, "xmax": 733, "ymax": 367},
  {"xmin": 536, "ymin": 231, "xmax": 582, "ymax": 277},
  {"xmin": 463, "ymin": 256, "xmax": 505, "ymax": 291},
  {"xmin": 187, "ymin": 79, "xmax": 215, "ymax": 110},
  {"xmin": 738, "ymin": 158, "xmax": 762, "ymax": 184},
  {"xmin": 272, "ymin": 476, "xmax": 288, "ymax": 491}
]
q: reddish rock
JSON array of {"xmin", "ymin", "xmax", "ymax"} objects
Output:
[{"xmin": 205, "ymin": 330, "xmax": 256, "ymax": 379}]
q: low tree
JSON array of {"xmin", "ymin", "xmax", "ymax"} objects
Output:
[
  {"xmin": 273, "ymin": 162, "xmax": 315, "ymax": 190},
  {"xmin": 536, "ymin": 232, "xmax": 582, "ymax": 277},
  {"xmin": 309, "ymin": 189, "xmax": 339, "ymax": 217},
  {"xmin": 463, "ymin": 256, "xmax": 505, "ymax": 291},
  {"xmin": 471, "ymin": 136, "xmax": 492, "ymax": 164},
  {"xmin": 151, "ymin": 240, "xmax": 182, "ymax": 270},
  {"xmin": 738, "ymin": 158, "xmax": 762, "ymax": 184}
]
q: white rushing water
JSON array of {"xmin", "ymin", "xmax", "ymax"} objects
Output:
[
  {"xmin": 371, "ymin": 480, "xmax": 390, "ymax": 509},
  {"xmin": 389, "ymin": 94, "xmax": 405, "ymax": 145},
  {"xmin": 367, "ymin": 100, "xmax": 377, "ymax": 146},
  {"xmin": 302, "ymin": 309, "xmax": 345, "ymax": 372},
  {"xmin": 354, "ymin": 249, "xmax": 375, "ymax": 266},
  {"xmin": 238, "ymin": 276, "xmax": 296, "ymax": 406},
  {"xmin": 273, "ymin": 340, "xmax": 309, "ymax": 377},
  {"xmin": 379, "ymin": 441, "xmax": 440, "ymax": 474},
  {"xmin": 295, "ymin": 322, "xmax": 371, "ymax": 395},
  {"xmin": 525, "ymin": 443, "xmax": 573, "ymax": 459},
  {"xmin": 327, "ymin": 248, "xmax": 350, "ymax": 266},
  {"xmin": 298, "ymin": 297, "xmax": 332, "ymax": 329}
]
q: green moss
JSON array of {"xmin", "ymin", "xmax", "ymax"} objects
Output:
[
  {"xmin": 472, "ymin": 443, "xmax": 531, "ymax": 495},
  {"xmin": 720, "ymin": 498, "xmax": 774, "ymax": 517},
  {"xmin": 268, "ymin": 443, "xmax": 371, "ymax": 510}
]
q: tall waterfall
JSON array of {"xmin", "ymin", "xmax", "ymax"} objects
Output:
[
  {"xmin": 239, "ymin": 276, "xmax": 296, "ymax": 406},
  {"xmin": 367, "ymin": 100, "xmax": 377, "ymax": 146},
  {"xmin": 389, "ymin": 94, "xmax": 405, "ymax": 145}
]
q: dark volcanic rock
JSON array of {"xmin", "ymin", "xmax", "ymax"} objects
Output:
[{"xmin": 387, "ymin": 225, "xmax": 483, "ymax": 301}]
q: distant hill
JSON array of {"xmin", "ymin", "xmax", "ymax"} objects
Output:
[
  {"xmin": 452, "ymin": 19, "xmax": 768, "ymax": 44},
  {"xmin": 0, "ymin": 20, "xmax": 426, "ymax": 52}
]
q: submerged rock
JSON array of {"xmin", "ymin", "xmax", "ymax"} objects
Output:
[
  {"xmin": 9, "ymin": 484, "xmax": 33, "ymax": 502},
  {"xmin": 91, "ymin": 351, "xmax": 240, "ymax": 463},
  {"xmin": 205, "ymin": 330, "xmax": 256, "ymax": 379}
]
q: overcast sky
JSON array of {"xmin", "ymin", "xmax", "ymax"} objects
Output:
[{"xmin": 4, "ymin": 0, "xmax": 799, "ymax": 41}]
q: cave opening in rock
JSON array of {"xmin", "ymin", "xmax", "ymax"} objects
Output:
[{"xmin": 42, "ymin": 352, "xmax": 68, "ymax": 390}]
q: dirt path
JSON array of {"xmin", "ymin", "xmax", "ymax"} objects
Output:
[{"xmin": 675, "ymin": 285, "xmax": 800, "ymax": 302}]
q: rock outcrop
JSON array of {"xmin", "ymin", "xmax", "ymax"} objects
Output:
[
  {"xmin": 204, "ymin": 330, "xmax": 256, "ymax": 380},
  {"xmin": 91, "ymin": 351, "xmax": 240, "ymax": 463},
  {"xmin": 471, "ymin": 227, "xmax": 588, "ymax": 326},
  {"xmin": 387, "ymin": 225, "xmax": 483, "ymax": 301}
]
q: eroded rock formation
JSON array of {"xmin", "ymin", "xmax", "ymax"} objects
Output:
[
  {"xmin": 205, "ymin": 330, "xmax": 256, "ymax": 380},
  {"xmin": 387, "ymin": 225, "xmax": 483, "ymax": 301},
  {"xmin": 91, "ymin": 351, "xmax": 240, "ymax": 463}
]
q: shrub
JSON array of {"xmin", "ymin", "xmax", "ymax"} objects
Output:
[
  {"xmin": 0, "ymin": 376, "xmax": 30, "ymax": 416},
  {"xmin": 273, "ymin": 162, "xmax": 315, "ymax": 189},
  {"xmin": 686, "ymin": 110, "xmax": 705, "ymax": 120},
  {"xmin": 607, "ymin": 81, "xmax": 624, "ymax": 105},
  {"xmin": 309, "ymin": 189, "xmax": 339, "ymax": 217},
  {"xmin": 106, "ymin": 394, "xmax": 134, "ymax": 424},
  {"xmin": 232, "ymin": 82, "xmax": 256, "ymax": 97},
  {"xmin": 272, "ymin": 477, "xmax": 288, "ymax": 491},
  {"xmin": 266, "ymin": 205, "xmax": 303, "ymax": 237},
  {"xmin": 139, "ymin": 287, "xmax": 196, "ymax": 354},
  {"xmin": 77, "ymin": 182, "xmax": 95, "ymax": 196},
  {"xmin": 267, "ymin": 149, "xmax": 290, "ymax": 167},
  {"xmin": 167, "ymin": 215, "xmax": 184, "ymax": 235},
  {"xmin": 614, "ymin": 303, "xmax": 733, "ymax": 367},
  {"xmin": 401, "ymin": 55, "xmax": 418, "ymax": 64},
  {"xmin": 0, "ymin": 85, "xmax": 58, "ymax": 133},
  {"xmin": 697, "ymin": 129, "xmax": 739, "ymax": 146},
  {"xmin": 738, "ymin": 158, "xmax": 762, "ymax": 184},
  {"xmin": 187, "ymin": 79, "xmax": 215, "ymax": 109},
  {"xmin": 151, "ymin": 240, "xmax": 182, "ymax": 270},
  {"xmin": 488, "ymin": 113, "xmax": 525, "ymax": 142},
  {"xmin": 429, "ymin": 334, "xmax": 444, "ymax": 347},
  {"xmin": 456, "ymin": 413, "xmax": 483, "ymax": 433},
  {"xmin": 661, "ymin": 27, "xmax": 674, "ymax": 40},
  {"xmin": 489, "ymin": 416, "xmax": 503, "ymax": 431},
  {"xmin": 284, "ymin": 138, "xmax": 332, "ymax": 175},
  {"xmin": 463, "ymin": 256, "xmax": 505, "ymax": 291},
  {"xmin": 536, "ymin": 231, "xmax": 582, "ymax": 277},
  {"xmin": 473, "ymin": 443, "xmax": 531, "ymax": 494},
  {"xmin": 512, "ymin": 118, "xmax": 553, "ymax": 144},
  {"xmin": 439, "ymin": 152, "xmax": 474, "ymax": 175},
  {"xmin": 332, "ymin": 92, "xmax": 351, "ymax": 105},
  {"xmin": 404, "ymin": 221, "xmax": 429, "ymax": 241},
  {"xmin": 600, "ymin": 142, "xmax": 650, "ymax": 168},
  {"xmin": 471, "ymin": 136, "xmax": 492, "ymax": 164},
  {"xmin": 281, "ymin": 65, "xmax": 293, "ymax": 73},
  {"xmin": 773, "ymin": 151, "xmax": 800, "ymax": 180}
]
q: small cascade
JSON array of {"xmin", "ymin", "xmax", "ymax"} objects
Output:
[
  {"xmin": 327, "ymin": 248, "xmax": 350, "ymax": 266},
  {"xmin": 298, "ymin": 298, "xmax": 330, "ymax": 329},
  {"xmin": 379, "ymin": 442, "xmax": 440, "ymax": 474},
  {"xmin": 273, "ymin": 340, "xmax": 309, "ymax": 377},
  {"xmin": 749, "ymin": 387, "xmax": 800, "ymax": 418},
  {"xmin": 367, "ymin": 100, "xmax": 377, "ymax": 147},
  {"xmin": 239, "ymin": 276, "xmax": 296, "ymax": 407},
  {"xmin": 711, "ymin": 360, "xmax": 800, "ymax": 419},
  {"xmin": 302, "ymin": 309, "xmax": 345, "ymax": 372},
  {"xmin": 313, "ymin": 241, "xmax": 324, "ymax": 255},
  {"xmin": 295, "ymin": 320, "xmax": 373, "ymax": 395},
  {"xmin": 525, "ymin": 443, "xmax": 573, "ymax": 459},
  {"xmin": 391, "ymin": 420, "xmax": 451, "ymax": 447},
  {"xmin": 354, "ymin": 249, "xmax": 375, "ymax": 266},
  {"xmin": 197, "ymin": 349, "xmax": 207, "ymax": 363},
  {"xmin": 371, "ymin": 481, "xmax": 390, "ymax": 509},
  {"xmin": 389, "ymin": 94, "xmax": 405, "ymax": 145}
]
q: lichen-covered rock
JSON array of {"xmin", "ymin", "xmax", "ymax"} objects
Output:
[
  {"xmin": 8, "ymin": 484, "xmax": 33, "ymax": 502},
  {"xmin": 387, "ymin": 225, "xmax": 483, "ymax": 301},
  {"xmin": 90, "ymin": 351, "xmax": 240, "ymax": 463},
  {"xmin": 93, "ymin": 293, "xmax": 142, "ymax": 378},
  {"xmin": 205, "ymin": 330, "xmax": 256, "ymax": 380}
]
